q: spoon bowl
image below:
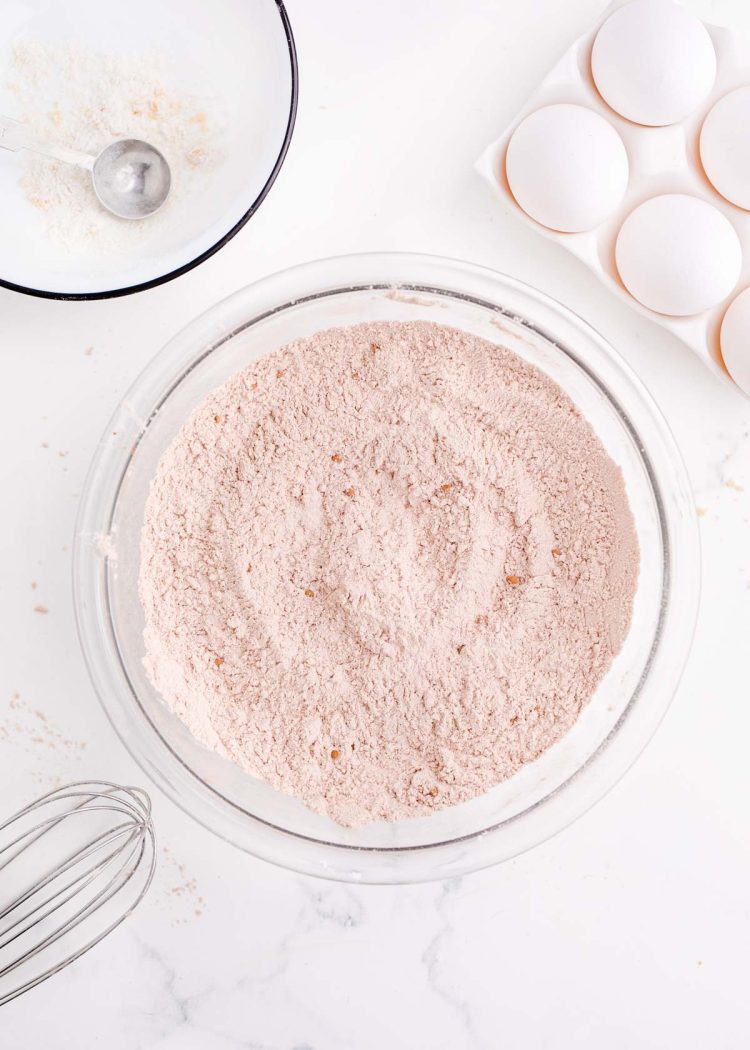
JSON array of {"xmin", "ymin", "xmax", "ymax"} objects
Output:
[{"xmin": 92, "ymin": 139, "xmax": 171, "ymax": 220}]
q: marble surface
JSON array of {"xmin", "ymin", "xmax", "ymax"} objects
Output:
[{"xmin": 1, "ymin": 0, "xmax": 749, "ymax": 1046}]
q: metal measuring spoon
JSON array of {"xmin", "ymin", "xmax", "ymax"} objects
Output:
[{"xmin": 0, "ymin": 115, "xmax": 171, "ymax": 219}]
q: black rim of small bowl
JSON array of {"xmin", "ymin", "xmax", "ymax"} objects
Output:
[{"xmin": 0, "ymin": 0, "xmax": 299, "ymax": 302}]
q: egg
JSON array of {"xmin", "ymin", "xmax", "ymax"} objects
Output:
[
  {"xmin": 591, "ymin": 0, "xmax": 716, "ymax": 126},
  {"xmin": 700, "ymin": 87, "xmax": 750, "ymax": 211},
  {"xmin": 615, "ymin": 195, "xmax": 742, "ymax": 316},
  {"xmin": 505, "ymin": 104, "xmax": 629, "ymax": 232},
  {"xmin": 720, "ymin": 288, "xmax": 750, "ymax": 395}
]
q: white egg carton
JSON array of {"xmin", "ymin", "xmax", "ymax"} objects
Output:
[{"xmin": 477, "ymin": 0, "xmax": 750, "ymax": 395}]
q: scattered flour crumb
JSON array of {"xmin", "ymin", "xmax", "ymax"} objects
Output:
[
  {"xmin": 156, "ymin": 845, "xmax": 206, "ymax": 925},
  {"xmin": 97, "ymin": 531, "xmax": 119, "ymax": 562},
  {"xmin": 1, "ymin": 693, "xmax": 88, "ymax": 790}
]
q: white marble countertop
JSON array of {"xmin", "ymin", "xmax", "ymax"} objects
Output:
[{"xmin": 2, "ymin": 0, "xmax": 749, "ymax": 1046}]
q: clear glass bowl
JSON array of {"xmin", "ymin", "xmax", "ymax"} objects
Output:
[{"xmin": 74, "ymin": 253, "xmax": 699, "ymax": 883}]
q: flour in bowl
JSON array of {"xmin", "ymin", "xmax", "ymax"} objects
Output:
[
  {"xmin": 140, "ymin": 321, "xmax": 639, "ymax": 827},
  {"xmin": 5, "ymin": 39, "xmax": 223, "ymax": 250}
]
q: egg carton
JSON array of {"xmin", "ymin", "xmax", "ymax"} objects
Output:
[{"xmin": 477, "ymin": 0, "xmax": 750, "ymax": 395}]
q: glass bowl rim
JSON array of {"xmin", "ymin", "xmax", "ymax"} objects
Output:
[{"xmin": 73, "ymin": 251, "xmax": 700, "ymax": 882}]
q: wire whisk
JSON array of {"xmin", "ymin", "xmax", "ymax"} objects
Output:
[{"xmin": 0, "ymin": 781, "xmax": 156, "ymax": 1007}]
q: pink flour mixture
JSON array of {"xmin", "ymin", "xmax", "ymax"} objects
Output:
[{"xmin": 140, "ymin": 321, "xmax": 639, "ymax": 826}]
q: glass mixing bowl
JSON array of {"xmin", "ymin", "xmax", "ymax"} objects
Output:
[{"xmin": 74, "ymin": 253, "xmax": 699, "ymax": 883}]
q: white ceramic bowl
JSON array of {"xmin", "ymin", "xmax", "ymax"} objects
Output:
[
  {"xmin": 0, "ymin": 0, "xmax": 297, "ymax": 299},
  {"xmin": 74, "ymin": 254, "xmax": 700, "ymax": 883}
]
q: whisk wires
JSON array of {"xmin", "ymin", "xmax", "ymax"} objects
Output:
[{"xmin": 0, "ymin": 781, "xmax": 155, "ymax": 1007}]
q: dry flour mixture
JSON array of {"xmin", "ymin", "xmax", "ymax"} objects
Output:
[{"xmin": 140, "ymin": 321, "xmax": 639, "ymax": 826}]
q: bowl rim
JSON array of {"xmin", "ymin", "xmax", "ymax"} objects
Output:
[
  {"xmin": 0, "ymin": 0, "xmax": 298, "ymax": 302},
  {"xmin": 73, "ymin": 252, "xmax": 701, "ymax": 882}
]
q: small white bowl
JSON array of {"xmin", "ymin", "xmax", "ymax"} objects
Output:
[{"xmin": 0, "ymin": 0, "xmax": 297, "ymax": 300}]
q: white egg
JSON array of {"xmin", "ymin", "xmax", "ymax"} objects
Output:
[
  {"xmin": 700, "ymin": 87, "xmax": 750, "ymax": 211},
  {"xmin": 720, "ymin": 288, "xmax": 750, "ymax": 395},
  {"xmin": 615, "ymin": 195, "xmax": 742, "ymax": 316},
  {"xmin": 591, "ymin": 0, "xmax": 716, "ymax": 126},
  {"xmin": 505, "ymin": 104, "xmax": 629, "ymax": 232}
]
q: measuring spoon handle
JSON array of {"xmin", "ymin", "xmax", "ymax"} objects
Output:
[{"xmin": 0, "ymin": 115, "xmax": 95, "ymax": 171}]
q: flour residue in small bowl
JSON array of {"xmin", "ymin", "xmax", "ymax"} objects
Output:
[
  {"xmin": 139, "ymin": 321, "xmax": 640, "ymax": 827},
  {"xmin": 4, "ymin": 38, "xmax": 224, "ymax": 250}
]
